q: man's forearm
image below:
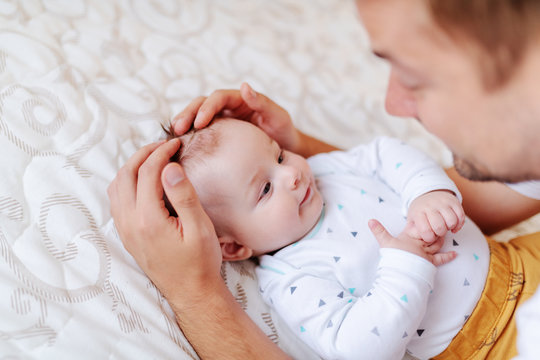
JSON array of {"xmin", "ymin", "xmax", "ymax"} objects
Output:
[
  {"xmin": 169, "ymin": 281, "xmax": 290, "ymax": 360},
  {"xmin": 296, "ymin": 130, "xmax": 340, "ymax": 158}
]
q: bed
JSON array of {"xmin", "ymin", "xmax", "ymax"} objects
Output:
[{"xmin": 2, "ymin": 0, "xmax": 538, "ymax": 358}]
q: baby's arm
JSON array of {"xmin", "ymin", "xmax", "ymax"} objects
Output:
[
  {"xmin": 406, "ymin": 190, "xmax": 466, "ymax": 243},
  {"xmin": 345, "ymin": 137, "xmax": 464, "ymax": 243},
  {"xmin": 257, "ymin": 243, "xmax": 447, "ymax": 360}
]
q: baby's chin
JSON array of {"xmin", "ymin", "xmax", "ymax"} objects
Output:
[{"xmin": 302, "ymin": 189, "xmax": 324, "ymax": 236}]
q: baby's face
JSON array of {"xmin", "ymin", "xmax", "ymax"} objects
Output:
[{"xmin": 195, "ymin": 119, "xmax": 323, "ymax": 256}]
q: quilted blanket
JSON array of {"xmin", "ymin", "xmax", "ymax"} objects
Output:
[{"xmin": 2, "ymin": 0, "xmax": 537, "ymax": 358}]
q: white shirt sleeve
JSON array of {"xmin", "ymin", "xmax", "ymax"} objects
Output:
[
  {"xmin": 506, "ymin": 181, "xmax": 540, "ymax": 200},
  {"xmin": 257, "ymin": 248, "xmax": 436, "ymax": 360},
  {"xmin": 311, "ymin": 137, "xmax": 461, "ymax": 215}
]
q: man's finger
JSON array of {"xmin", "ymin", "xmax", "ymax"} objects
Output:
[
  {"xmin": 162, "ymin": 162, "xmax": 215, "ymax": 239},
  {"xmin": 194, "ymin": 90, "xmax": 246, "ymax": 129},
  {"xmin": 113, "ymin": 140, "xmax": 165, "ymax": 212},
  {"xmin": 123, "ymin": 141, "xmax": 166, "ymax": 177},
  {"xmin": 137, "ymin": 139, "xmax": 182, "ymax": 219},
  {"xmin": 240, "ymin": 82, "xmax": 285, "ymax": 121},
  {"xmin": 173, "ymin": 96, "xmax": 207, "ymax": 135}
]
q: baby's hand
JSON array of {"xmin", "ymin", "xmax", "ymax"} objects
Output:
[
  {"xmin": 369, "ymin": 219, "xmax": 457, "ymax": 267},
  {"xmin": 407, "ymin": 190, "xmax": 465, "ymax": 244}
]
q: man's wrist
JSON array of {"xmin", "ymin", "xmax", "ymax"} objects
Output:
[
  {"xmin": 164, "ymin": 275, "xmax": 229, "ymax": 316},
  {"xmin": 296, "ymin": 130, "xmax": 339, "ymax": 158},
  {"xmin": 164, "ymin": 277, "xmax": 290, "ymax": 359}
]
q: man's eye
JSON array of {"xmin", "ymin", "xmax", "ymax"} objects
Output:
[{"xmin": 278, "ymin": 151, "xmax": 284, "ymax": 164}]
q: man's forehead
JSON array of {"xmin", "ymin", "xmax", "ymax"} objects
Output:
[
  {"xmin": 356, "ymin": 0, "xmax": 454, "ymax": 66},
  {"xmin": 356, "ymin": 0, "xmax": 435, "ymax": 46}
]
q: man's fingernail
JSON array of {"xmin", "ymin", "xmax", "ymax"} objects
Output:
[
  {"xmin": 165, "ymin": 165, "xmax": 185, "ymax": 186},
  {"xmin": 248, "ymin": 86, "xmax": 256, "ymax": 98},
  {"xmin": 193, "ymin": 112, "xmax": 204, "ymax": 128}
]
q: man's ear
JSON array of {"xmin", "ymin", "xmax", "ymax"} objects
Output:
[{"xmin": 219, "ymin": 235, "xmax": 254, "ymax": 261}]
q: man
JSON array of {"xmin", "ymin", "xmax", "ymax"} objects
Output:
[{"xmin": 108, "ymin": 0, "xmax": 540, "ymax": 358}]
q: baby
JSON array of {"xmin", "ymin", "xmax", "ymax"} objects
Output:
[{"xmin": 163, "ymin": 118, "xmax": 490, "ymax": 359}]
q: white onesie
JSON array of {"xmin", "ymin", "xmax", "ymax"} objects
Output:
[{"xmin": 256, "ymin": 137, "xmax": 490, "ymax": 360}]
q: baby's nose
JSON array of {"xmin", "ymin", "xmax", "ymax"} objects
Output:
[{"xmin": 287, "ymin": 167, "xmax": 301, "ymax": 189}]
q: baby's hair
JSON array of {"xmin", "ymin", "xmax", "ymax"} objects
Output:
[{"xmin": 161, "ymin": 120, "xmax": 222, "ymax": 216}]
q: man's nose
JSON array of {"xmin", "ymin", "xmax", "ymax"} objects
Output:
[{"xmin": 384, "ymin": 70, "xmax": 419, "ymax": 119}]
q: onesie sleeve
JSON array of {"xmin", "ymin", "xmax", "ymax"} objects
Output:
[
  {"xmin": 310, "ymin": 137, "xmax": 461, "ymax": 215},
  {"xmin": 257, "ymin": 248, "xmax": 436, "ymax": 360}
]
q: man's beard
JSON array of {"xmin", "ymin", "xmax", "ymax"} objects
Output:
[{"xmin": 453, "ymin": 154, "xmax": 532, "ymax": 183}]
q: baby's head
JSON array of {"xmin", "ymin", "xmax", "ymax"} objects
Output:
[{"xmin": 164, "ymin": 118, "xmax": 324, "ymax": 260}]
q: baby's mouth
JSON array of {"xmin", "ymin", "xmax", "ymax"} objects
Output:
[{"xmin": 300, "ymin": 185, "xmax": 311, "ymax": 207}]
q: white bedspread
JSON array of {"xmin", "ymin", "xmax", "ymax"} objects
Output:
[{"xmin": 1, "ymin": 1, "xmax": 537, "ymax": 358}]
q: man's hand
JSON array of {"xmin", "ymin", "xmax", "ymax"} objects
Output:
[
  {"xmin": 406, "ymin": 190, "xmax": 465, "ymax": 244},
  {"xmin": 172, "ymin": 82, "xmax": 302, "ymax": 153},
  {"xmin": 108, "ymin": 139, "xmax": 223, "ymax": 302}
]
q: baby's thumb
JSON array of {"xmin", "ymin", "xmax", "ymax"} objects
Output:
[
  {"xmin": 162, "ymin": 162, "xmax": 209, "ymax": 234},
  {"xmin": 368, "ymin": 219, "xmax": 394, "ymax": 248}
]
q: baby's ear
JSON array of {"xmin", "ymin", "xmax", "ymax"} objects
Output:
[{"xmin": 219, "ymin": 235, "xmax": 253, "ymax": 261}]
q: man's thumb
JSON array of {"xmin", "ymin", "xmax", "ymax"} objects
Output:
[
  {"xmin": 368, "ymin": 219, "xmax": 393, "ymax": 247},
  {"xmin": 162, "ymin": 162, "xmax": 206, "ymax": 225},
  {"xmin": 240, "ymin": 82, "xmax": 266, "ymax": 111}
]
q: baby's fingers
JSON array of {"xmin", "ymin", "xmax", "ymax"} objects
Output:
[
  {"xmin": 431, "ymin": 251, "xmax": 457, "ymax": 267},
  {"xmin": 424, "ymin": 236, "xmax": 444, "ymax": 254},
  {"xmin": 426, "ymin": 211, "xmax": 449, "ymax": 238},
  {"xmin": 413, "ymin": 213, "xmax": 438, "ymax": 243},
  {"xmin": 451, "ymin": 204, "xmax": 466, "ymax": 233}
]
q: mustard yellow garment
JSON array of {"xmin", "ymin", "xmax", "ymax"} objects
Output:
[{"xmin": 434, "ymin": 232, "xmax": 540, "ymax": 359}]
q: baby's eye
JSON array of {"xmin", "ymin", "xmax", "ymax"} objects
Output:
[
  {"xmin": 278, "ymin": 151, "xmax": 284, "ymax": 164},
  {"xmin": 261, "ymin": 182, "xmax": 272, "ymax": 197}
]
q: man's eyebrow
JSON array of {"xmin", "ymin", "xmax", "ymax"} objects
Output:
[
  {"xmin": 372, "ymin": 50, "xmax": 422, "ymax": 76},
  {"xmin": 373, "ymin": 50, "xmax": 399, "ymax": 66},
  {"xmin": 372, "ymin": 50, "xmax": 388, "ymax": 60}
]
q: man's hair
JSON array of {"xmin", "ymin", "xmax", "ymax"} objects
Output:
[
  {"xmin": 427, "ymin": 0, "xmax": 540, "ymax": 89},
  {"xmin": 161, "ymin": 121, "xmax": 222, "ymax": 216}
]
